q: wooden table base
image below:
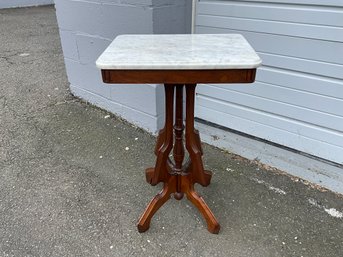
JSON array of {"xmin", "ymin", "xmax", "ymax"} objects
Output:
[{"xmin": 137, "ymin": 84, "xmax": 220, "ymax": 234}]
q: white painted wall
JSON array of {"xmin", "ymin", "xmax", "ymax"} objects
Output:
[
  {"xmin": 0, "ymin": 0, "xmax": 53, "ymax": 9},
  {"xmin": 55, "ymin": 0, "xmax": 191, "ymax": 133}
]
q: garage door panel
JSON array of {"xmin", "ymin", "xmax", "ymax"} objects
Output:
[
  {"xmin": 216, "ymin": 0, "xmax": 343, "ymax": 7},
  {"xmin": 259, "ymin": 54, "xmax": 343, "ymax": 80},
  {"xmin": 257, "ymin": 68, "xmax": 343, "ymax": 97},
  {"xmin": 197, "ymin": 1, "xmax": 343, "ymax": 27},
  {"xmin": 256, "ymin": 68, "xmax": 343, "ymax": 98},
  {"xmin": 195, "ymin": 0, "xmax": 343, "ymax": 164},
  {"xmin": 212, "ymin": 82, "xmax": 343, "ymax": 117},
  {"xmin": 197, "ymin": 26, "xmax": 343, "ymax": 75},
  {"xmin": 198, "ymin": 85, "xmax": 343, "ymax": 132},
  {"xmin": 196, "ymin": 25, "xmax": 343, "ymax": 64},
  {"xmin": 197, "ymin": 95, "xmax": 343, "ymax": 148},
  {"xmin": 197, "ymin": 105, "xmax": 343, "ymax": 164},
  {"xmin": 197, "ymin": 14, "xmax": 343, "ymax": 42}
]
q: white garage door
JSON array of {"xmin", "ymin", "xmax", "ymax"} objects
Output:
[{"xmin": 194, "ymin": 0, "xmax": 343, "ymax": 164}]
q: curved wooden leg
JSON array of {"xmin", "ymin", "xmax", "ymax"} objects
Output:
[
  {"xmin": 147, "ymin": 85, "xmax": 174, "ymax": 185},
  {"xmin": 154, "ymin": 127, "xmax": 166, "ymax": 155},
  {"xmin": 139, "ymin": 83, "xmax": 220, "ymax": 234},
  {"xmin": 193, "ymin": 129, "xmax": 203, "ymax": 155},
  {"xmin": 185, "ymin": 84, "xmax": 212, "ymax": 186},
  {"xmin": 139, "ymin": 84, "xmax": 177, "ymax": 232},
  {"xmin": 145, "ymin": 167, "xmax": 155, "ymax": 184},
  {"xmin": 185, "ymin": 186, "xmax": 220, "ymax": 234},
  {"xmin": 187, "ymin": 153, "xmax": 212, "ymax": 187},
  {"xmin": 146, "ymin": 126, "xmax": 167, "ymax": 184},
  {"xmin": 137, "ymin": 177, "xmax": 175, "ymax": 232}
]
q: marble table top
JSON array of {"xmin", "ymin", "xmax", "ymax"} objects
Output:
[{"xmin": 96, "ymin": 34, "xmax": 261, "ymax": 70}]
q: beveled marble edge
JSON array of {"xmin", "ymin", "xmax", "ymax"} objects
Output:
[
  {"xmin": 96, "ymin": 34, "xmax": 262, "ymax": 70},
  {"xmin": 96, "ymin": 61, "xmax": 262, "ymax": 70}
]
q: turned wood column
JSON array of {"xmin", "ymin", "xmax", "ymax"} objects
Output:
[{"xmin": 173, "ymin": 85, "xmax": 185, "ymax": 200}]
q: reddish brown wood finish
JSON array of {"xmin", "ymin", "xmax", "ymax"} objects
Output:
[
  {"xmin": 100, "ymin": 68, "xmax": 257, "ymax": 234},
  {"xmin": 101, "ymin": 69, "xmax": 256, "ymax": 84},
  {"xmin": 138, "ymin": 84, "xmax": 220, "ymax": 234},
  {"xmin": 173, "ymin": 85, "xmax": 185, "ymax": 200}
]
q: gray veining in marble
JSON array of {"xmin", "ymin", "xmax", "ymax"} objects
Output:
[{"xmin": 96, "ymin": 34, "xmax": 262, "ymax": 70}]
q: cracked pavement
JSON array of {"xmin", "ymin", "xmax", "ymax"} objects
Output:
[{"xmin": 0, "ymin": 5, "xmax": 342, "ymax": 257}]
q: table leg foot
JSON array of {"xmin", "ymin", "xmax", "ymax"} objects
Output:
[
  {"xmin": 137, "ymin": 183, "xmax": 172, "ymax": 233},
  {"xmin": 174, "ymin": 192, "xmax": 184, "ymax": 200},
  {"xmin": 145, "ymin": 167, "xmax": 155, "ymax": 184},
  {"xmin": 186, "ymin": 186, "xmax": 220, "ymax": 234}
]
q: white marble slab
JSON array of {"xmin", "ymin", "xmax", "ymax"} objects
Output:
[{"xmin": 96, "ymin": 34, "xmax": 261, "ymax": 70}]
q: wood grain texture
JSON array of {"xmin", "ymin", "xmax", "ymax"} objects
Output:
[{"xmin": 101, "ymin": 69, "xmax": 256, "ymax": 84}]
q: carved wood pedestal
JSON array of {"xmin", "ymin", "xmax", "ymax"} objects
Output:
[
  {"xmin": 97, "ymin": 32, "xmax": 260, "ymax": 235},
  {"xmin": 138, "ymin": 84, "xmax": 220, "ymax": 234},
  {"xmin": 100, "ymin": 67, "xmax": 257, "ymax": 234}
]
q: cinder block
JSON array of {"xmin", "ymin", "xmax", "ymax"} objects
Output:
[
  {"xmin": 55, "ymin": 0, "xmax": 103, "ymax": 37},
  {"xmin": 56, "ymin": 0, "xmax": 190, "ymax": 132},
  {"xmin": 110, "ymin": 84, "xmax": 160, "ymax": 116},
  {"xmin": 59, "ymin": 30, "xmax": 79, "ymax": 61},
  {"xmin": 100, "ymin": 3, "xmax": 153, "ymax": 39},
  {"xmin": 152, "ymin": 0, "xmax": 181, "ymax": 7},
  {"xmin": 103, "ymin": 0, "xmax": 152, "ymax": 6},
  {"xmin": 64, "ymin": 58, "xmax": 110, "ymax": 98},
  {"xmin": 70, "ymin": 84, "xmax": 122, "ymax": 115},
  {"xmin": 70, "ymin": 84, "xmax": 159, "ymax": 133},
  {"xmin": 121, "ymin": 104, "xmax": 159, "ymax": 133},
  {"xmin": 153, "ymin": 1, "xmax": 189, "ymax": 34},
  {"xmin": 76, "ymin": 34, "xmax": 111, "ymax": 65}
]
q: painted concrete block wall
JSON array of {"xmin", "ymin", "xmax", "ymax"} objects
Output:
[
  {"xmin": 55, "ymin": 0, "xmax": 191, "ymax": 133},
  {"xmin": 0, "ymin": 0, "xmax": 54, "ymax": 9}
]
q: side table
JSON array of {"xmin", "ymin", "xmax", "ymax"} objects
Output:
[{"xmin": 96, "ymin": 34, "xmax": 261, "ymax": 234}]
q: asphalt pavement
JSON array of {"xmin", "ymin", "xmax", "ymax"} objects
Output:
[{"xmin": 0, "ymin": 5, "xmax": 342, "ymax": 257}]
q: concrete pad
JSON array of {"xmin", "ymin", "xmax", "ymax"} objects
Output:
[{"xmin": 0, "ymin": 6, "xmax": 342, "ymax": 257}]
